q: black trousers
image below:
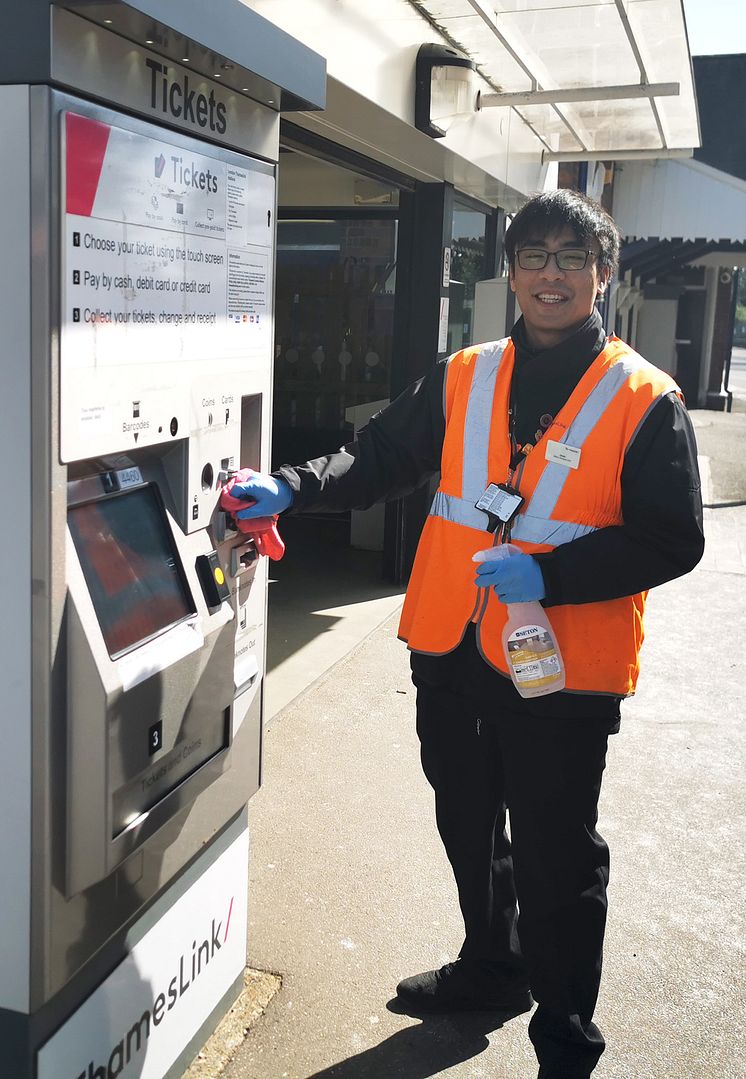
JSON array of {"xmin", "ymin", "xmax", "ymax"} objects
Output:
[{"xmin": 415, "ymin": 680, "xmax": 611, "ymax": 1078}]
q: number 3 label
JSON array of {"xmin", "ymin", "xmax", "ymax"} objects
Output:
[{"xmin": 148, "ymin": 721, "xmax": 163, "ymax": 757}]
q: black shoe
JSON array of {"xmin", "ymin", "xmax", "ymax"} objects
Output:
[{"xmin": 396, "ymin": 961, "xmax": 533, "ymax": 1015}]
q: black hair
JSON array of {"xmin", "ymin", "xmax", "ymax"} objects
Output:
[{"xmin": 504, "ymin": 189, "xmax": 621, "ymax": 278}]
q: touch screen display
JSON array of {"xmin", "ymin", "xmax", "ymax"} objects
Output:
[{"xmin": 68, "ymin": 485, "xmax": 196, "ymax": 659}]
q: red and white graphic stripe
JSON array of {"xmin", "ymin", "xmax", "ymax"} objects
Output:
[{"xmin": 65, "ymin": 113, "xmax": 112, "ymax": 217}]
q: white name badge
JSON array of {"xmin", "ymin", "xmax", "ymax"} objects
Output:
[{"xmin": 545, "ymin": 440, "xmax": 582, "ymax": 469}]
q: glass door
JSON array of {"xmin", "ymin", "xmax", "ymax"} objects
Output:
[{"xmin": 273, "ymin": 216, "xmax": 397, "ymax": 467}]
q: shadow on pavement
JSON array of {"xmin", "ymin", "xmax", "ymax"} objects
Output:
[{"xmin": 303, "ymin": 1000, "xmax": 514, "ymax": 1078}]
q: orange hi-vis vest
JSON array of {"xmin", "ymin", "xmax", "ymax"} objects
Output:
[{"xmin": 398, "ymin": 336, "xmax": 681, "ymax": 696}]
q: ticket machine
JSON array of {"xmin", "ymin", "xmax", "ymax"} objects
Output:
[{"xmin": 0, "ymin": 3, "xmax": 325, "ymax": 1076}]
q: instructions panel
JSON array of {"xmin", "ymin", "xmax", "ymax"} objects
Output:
[{"xmin": 61, "ymin": 111, "xmax": 273, "ymax": 461}]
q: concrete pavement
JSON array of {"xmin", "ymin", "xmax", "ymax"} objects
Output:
[{"xmin": 215, "ymin": 409, "xmax": 745, "ymax": 1079}]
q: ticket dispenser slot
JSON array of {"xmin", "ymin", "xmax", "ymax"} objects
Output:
[
  {"xmin": 231, "ymin": 541, "xmax": 259, "ymax": 577},
  {"xmin": 65, "ymin": 465, "xmax": 236, "ymax": 895}
]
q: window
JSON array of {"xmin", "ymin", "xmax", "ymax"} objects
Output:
[{"xmin": 449, "ymin": 204, "xmax": 489, "ymax": 351}]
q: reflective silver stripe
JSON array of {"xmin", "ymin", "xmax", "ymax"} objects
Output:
[
  {"xmin": 526, "ymin": 356, "xmax": 646, "ymax": 522},
  {"xmin": 430, "ymin": 490, "xmax": 490, "ymax": 531},
  {"xmin": 431, "ymin": 340, "xmax": 509, "ymax": 532},
  {"xmin": 510, "ymin": 514, "xmax": 597, "ymax": 546},
  {"xmin": 461, "ymin": 340, "xmax": 509, "ymax": 499}
]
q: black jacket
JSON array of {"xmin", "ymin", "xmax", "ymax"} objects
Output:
[{"xmin": 277, "ymin": 313, "xmax": 705, "ymax": 725}]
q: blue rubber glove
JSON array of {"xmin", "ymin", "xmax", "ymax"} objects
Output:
[
  {"xmin": 474, "ymin": 552, "xmax": 546, "ymax": 604},
  {"xmin": 231, "ymin": 473, "xmax": 294, "ymax": 520}
]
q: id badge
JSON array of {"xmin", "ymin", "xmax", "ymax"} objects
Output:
[
  {"xmin": 475, "ymin": 483, "xmax": 524, "ymax": 528},
  {"xmin": 545, "ymin": 439, "xmax": 581, "ymax": 469}
]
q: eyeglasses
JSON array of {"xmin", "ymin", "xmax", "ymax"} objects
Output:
[{"xmin": 516, "ymin": 247, "xmax": 598, "ymax": 271}]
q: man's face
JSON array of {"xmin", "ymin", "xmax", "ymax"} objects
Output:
[{"xmin": 509, "ymin": 225, "xmax": 610, "ymax": 350}]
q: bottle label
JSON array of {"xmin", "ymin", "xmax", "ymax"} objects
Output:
[{"xmin": 506, "ymin": 624, "xmax": 562, "ymax": 687}]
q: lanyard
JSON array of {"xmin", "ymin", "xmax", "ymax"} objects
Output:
[
  {"xmin": 508, "ymin": 382, "xmax": 525, "ymax": 471},
  {"xmin": 503, "ymin": 382, "xmax": 533, "ymax": 542}
]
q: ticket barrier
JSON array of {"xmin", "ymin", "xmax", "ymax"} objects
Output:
[{"xmin": 0, "ymin": 2, "xmax": 325, "ymax": 1076}]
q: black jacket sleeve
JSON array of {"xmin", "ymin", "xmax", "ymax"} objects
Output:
[
  {"xmin": 275, "ymin": 362, "xmax": 447, "ymax": 513},
  {"xmin": 535, "ymin": 392, "xmax": 705, "ymax": 605}
]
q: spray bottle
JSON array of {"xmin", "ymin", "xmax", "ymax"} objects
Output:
[{"xmin": 473, "ymin": 543, "xmax": 565, "ymax": 698}]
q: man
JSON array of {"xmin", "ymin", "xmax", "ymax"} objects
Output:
[{"xmin": 232, "ymin": 190, "xmax": 704, "ymax": 1078}]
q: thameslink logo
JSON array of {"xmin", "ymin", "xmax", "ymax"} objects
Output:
[
  {"xmin": 146, "ymin": 57, "xmax": 228, "ymax": 135},
  {"xmin": 73, "ymin": 897, "xmax": 235, "ymax": 1079}
]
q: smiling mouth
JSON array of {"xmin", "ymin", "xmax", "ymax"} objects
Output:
[{"xmin": 535, "ymin": 292, "xmax": 568, "ymax": 304}]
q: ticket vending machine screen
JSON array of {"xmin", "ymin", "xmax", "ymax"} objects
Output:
[{"xmin": 68, "ymin": 484, "xmax": 196, "ymax": 659}]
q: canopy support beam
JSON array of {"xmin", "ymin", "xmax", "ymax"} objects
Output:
[
  {"xmin": 543, "ymin": 147, "xmax": 693, "ymax": 163},
  {"xmin": 480, "ymin": 81, "xmax": 680, "ymax": 109}
]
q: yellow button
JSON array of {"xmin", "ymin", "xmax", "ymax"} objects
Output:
[{"xmin": 214, "ymin": 567, "xmax": 225, "ymax": 586}]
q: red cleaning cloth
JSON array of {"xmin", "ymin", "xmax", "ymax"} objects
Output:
[{"xmin": 220, "ymin": 469, "xmax": 286, "ymax": 561}]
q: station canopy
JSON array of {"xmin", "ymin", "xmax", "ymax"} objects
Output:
[
  {"xmin": 411, "ymin": 0, "xmax": 700, "ymax": 159},
  {"xmin": 613, "ymin": 158, "xmax": 746, "ymax": 243}
]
